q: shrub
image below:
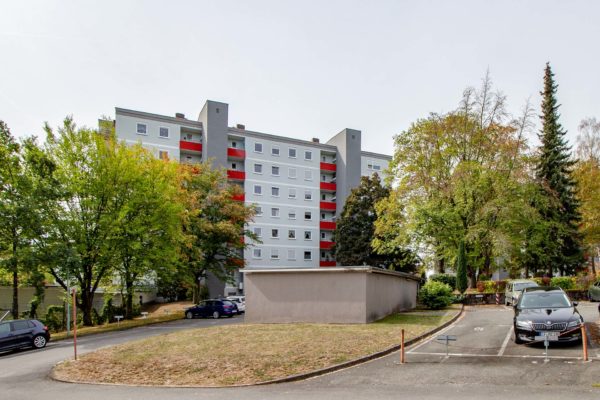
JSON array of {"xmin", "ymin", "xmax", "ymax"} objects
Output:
[
  {"xmin": 476, "ymin": 281, "xmax": 485, "ymax": 293},
  {"xmin": 44, "ymin": 305, "xmax": 65, "ymax": 332},
  {"xmin": 418, "ymin": 281, "xmax": 454, "ymax": 310},
  {"xmin": 575, "ymin": 274, "xmax": 595, "ymax": 290},
  {"xmin": 478, "ymin": 274, "xmax": 490, "ymax": 281},
  {"xmin": 429, "ymin": 273, "xmax": 456, "ymax": 290},
  {"xmin": 484, "ymin": 281, "xmax": 497, "ymax": 293},
  {"xmin": 550, "ymin": 277, "xmax": 575, "ymax": 290},
  {"xmin": 495, "ymin": 280, "xmax": 507, "ymax": 292}
]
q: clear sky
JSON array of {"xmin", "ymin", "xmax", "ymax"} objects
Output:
[{"xmin": 1, "ymin": 0, "xmax": 598, "ymax": 155}]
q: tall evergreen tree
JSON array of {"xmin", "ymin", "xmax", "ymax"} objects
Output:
[
  {"xmin": 455, "ymin": 240, "xmax": 468, "ymax": 294},
  {"xmin": 535, "ymin": 63, "xmax": 583, "ymax": 275}
]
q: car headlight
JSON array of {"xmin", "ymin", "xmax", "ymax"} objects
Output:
[
  {"xmin": 567, "ymin": 320, "xmax": 583, "ymax": 328},
  {"xmin": 516, "ymin": 320, "xmax": 533, "ymax": 330}
]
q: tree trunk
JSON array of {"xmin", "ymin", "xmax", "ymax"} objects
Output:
[
  {"xmin": 11, "ymin": 238, "xmax": 18, "ymax": 319},
  {"xmin": 591, "ymin": 249, "xmax": 596, "ymax": 276},
  {"xmin": 80, "ymin": 289, "xmax": 94, "ymax": 326},
  {"xmin": 437, "ymin": 258, "xmax": 445, "ymax": 274},
  {"xmin": 125, "ymin": 274, "xmax": 135, "ymax": 320}
]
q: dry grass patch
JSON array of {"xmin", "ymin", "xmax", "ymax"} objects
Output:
[{"xmin": 53, "ymin": 305, "xmax": 459, "ymax": 386}]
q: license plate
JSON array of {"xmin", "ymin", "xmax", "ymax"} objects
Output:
[{"xmin": 535, "ymin": 331, "xmax": 559, "ymax": 342}]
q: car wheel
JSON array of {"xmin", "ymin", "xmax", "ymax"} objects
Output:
[
  {"xmin": 514, "ymin": 333, "xmax": 524, "ymax": 345},
  {"xmin": 32, "ymin": 335, "xmax": 47, "ymax": 349},
  {"xmin": 213, "ymin": 311, "xmax": 220, "ymax": 319},
  {"xmin": 185, "ymin": 311, "xmax": 193, "ymax": 319}
]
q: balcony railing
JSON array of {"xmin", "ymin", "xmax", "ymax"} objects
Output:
[
  {"xmin": 227, "ymin": 148, "xmax": 246, "ymax": 159},
  {"xmin": 232, "ymin": 193, "xmax": 245, "ymax": 202},
  {"xmin": 320, "ymin": 241, "xmax": 334, "ymax": 250},
  {"xmin": 320, "ymin": 162, "xmax": 336, "ymax": 172},
  {"xmin": 319, "ymin": 260, "xmax": 336, "ymax": 267},
  {"xmin": 320, "ymin": 182, "xmax": 337, "ymax": 192},
  {"xmin": 320, "ymin": 201, "xmax": 336, "ymax": 211},
  {"xmin": 320, "ymin": 221, "xmax": 336, "ymax": 230},
  {"xmin": 227, "ymin": 170, "xmax": 246, "ymax": 181},
  {"xmin": 180, "ymin": 140, "xmax": 202, "ymax": 152}
]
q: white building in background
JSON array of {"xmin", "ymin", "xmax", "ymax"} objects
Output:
[{"xmin": 113, "ymin": 100, "xmax": 391, "ymax": 296}]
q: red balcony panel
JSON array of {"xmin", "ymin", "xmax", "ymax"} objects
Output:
[
  {"xmin": 227, "ymin": 148, "xmax": 246, "ymax": 159},
  {"xmin": 320, "ymin": 201, "xmax": 336, "ymax": 211},
  {"xmin": 320, "ymin": 182, "xmax": 337, "ymax": 192},
  {"xmin": 180, "ymin": 140, "xmax": 202, "ymax": 152},
  {"xmin": 320, "ymin": 241, "xmax": 334, "ymax": 250},
  {"xmin": 320, "ymin": 261, "xmax": 337, "ymax": 267},
  {"xmin": 227, "ymin": 170, "xmax": 246, "ymax": 181},
  {"xmin": 320, "ymin": 162, "xmax": 336, "ymax": 172},
  {"xmin": 320, "ymin": 221, "xmax": 336, "ymax": 230},
  {"xmin": 232, "ymin": 193, "xmax": 245, "ymax": 202}
]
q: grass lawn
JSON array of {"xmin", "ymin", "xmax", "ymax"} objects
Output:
[{"xmin": 52, "ymin": 305, "xmax": 460, "ymax": 387}]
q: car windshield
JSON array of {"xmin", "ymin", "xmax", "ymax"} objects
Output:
[
  {"xmin": 222, "ymin": 300, "xmax": 235, "ymax": 306},
  {"xmin": 513, "ymin": 282, "xmax": 537, "ymax": 291},
  {"xmin": 520, "ymin": 292, "xmax": 571, "ymax": 308}
]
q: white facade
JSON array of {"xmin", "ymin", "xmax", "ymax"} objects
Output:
[{"xmin": 114, "ymin": 101, "xmax": 391, "ymax": 293}]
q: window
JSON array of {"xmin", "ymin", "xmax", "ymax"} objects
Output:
[
  {"xmin": 159, "ymin": 127, "xmax": 169, "ymax": 138},
  {"xmin": 304, "ymin": 231, "xmax": 312, "ymax": 240},
  {"xmin": 231, "ymin": 141, "xmax": 237, "ymax": 148},
  {"xmin": 271, "ymin": 166, "xmax": 280, "ymax": 176},
  {"xmin": 289, "ymin": 148, "xmax": 297, "ymax": 158},
  {"xmin": 271, "ymin": 249, "xmax": 280, "ymax": 259},
  {"xmin": 304, "ymin": 170, "xmax": 312, "ymax": 181},
  {"xmin": 254, "ymin": 185, "xmax": 262, "ymax": 195},
  {"xmin": 185, "ymin": 133, "xmax": 193, "ymax": 141},
  {"xmin": 159, "ymin": 150, "xmax": 169, "ymax": 160},
  {"xmin": 368, "ymin": 163, "xmax": 373, "ymax": 170},
  {"xmin": 321, "ymin": 213, "xmax": 325, "ymax": 220},
  {"xmin": 322, "ymin": 175, "xmax": 327, "ymax": 181},
  {"xmin": 288, "ymin": 167, "xmax": 297, "ymax": 179},
  {"xmin": 231, "ymin": 162, "xmax": 237, "ymax": 170},
  {"xmin": 321, "ymin": 251, "xmax": 326, "ymax": 258},
  {"xmin": 304, "ymin": 190, "xmax": 312, "ymax": 201},
  {"xmin": 271, "ymin": 229, "xmax": 279, "ymax": 238},
  {"xmin": 321, "ymin": 194, "xmax": 326, "ymax": 201},
  {"xmin": 253, "ymin": 248, "xmax": 262, "ymax": 258},
  {"xmin": 186, "ymin": 156, "xmax": 192, "ymax": 162},
  {"xmin": 322, "ymin": 156, "xmax": 326, "ymax": 162},
  {"xmin": 253, "ymin": 227, "xmax": 262, "ymax": 237},
  {"xmin": 288, "ymin": 210, "xmax": 296, "ymax": 219},
  {"xmin": 288, "ymin": 229, "xmax": 296, "ymax": 239},
  {"xmin": 271, "ymin": 186, "xmax": 280, "ymax": 197},
  {"xmin": 304, "ymin": 251, "xmax": 312, "ymax": 261},
  {"xmin": 255, "ymin": 205, "xmax": 263, "ymax": 216},
  {"xmin": 254, "ymin": 163, "xmax": 263, "ymax": 174},
  {"xmin": 271, "ymin": 208, "xmax": 280, "ymax": 217},
  {"xmin": 289, "ymin": 188, "xmax": 297, "ymax": 199},
  {"xmin": 304, "ymin": 150, "xmax": 312, "ymax": 160},
  {"xmin": 254, "ymin": 142, "xmax": 263, "ymax": 153},
  {"xmin": 321, "ymin": 232, "xmax": 326, "ymax": 239},
  {"xmin": 272, "ymin": 146, "xmax": 280, "ymax": 156},
  {"xmin": 288, "ymin": 249, "xmax": 296, "ymax": 260},
  {"xmin": 373, "ymin": 164, "xmax": 381, "ymax": 171},
  {"xmin": 136, "ymin": 123, "xmax": 147, "ymax": 135},
  {"xmin": 304, "ymin": 211, "xmax": 312, "ymax": 220}
]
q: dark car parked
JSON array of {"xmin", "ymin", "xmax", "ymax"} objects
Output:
[
  {"xmin": 0, "ymin": 319, "xmax": 50, "ymax": 352},
  {"xmin": 513, "ymin": 287, "xmax": 583, "ymax": 344},
  {"xmin": 185, "ymin": 299, "xmax": 238, "ymax": 319}
]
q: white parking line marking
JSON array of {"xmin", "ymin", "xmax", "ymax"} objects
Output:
[
  {"xmin": 409, "ymin": 351, "xmax": 583, "ymax": 360},
  {"xmin": 498, "ymin": 325, "xmax": 513, "ymax": 356},
  {"xmin": 407, "ymin": 317, "xmax": 462, "ymax": 354}
]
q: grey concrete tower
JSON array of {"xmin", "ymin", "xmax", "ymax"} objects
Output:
[
  {"xmin": 326, "ymin": 128, "xmax": 362, "ymax": 217},
  {"xmin": 198, "ymin": 100, "xmax": 229, "ymax": 168}
]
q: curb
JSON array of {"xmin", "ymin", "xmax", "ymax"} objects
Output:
[{"xmin": 50, "ymin": 305, "xmax": 465, "ymax": 389}]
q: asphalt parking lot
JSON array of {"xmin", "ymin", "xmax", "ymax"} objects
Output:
[{"xmin": 407, "ymin": 303, "xmax": 599, "ymax": 362}]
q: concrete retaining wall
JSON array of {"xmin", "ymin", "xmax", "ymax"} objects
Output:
[{"xmin": 244, "ymin": 267, "xmax": 419, "ymax": 324}]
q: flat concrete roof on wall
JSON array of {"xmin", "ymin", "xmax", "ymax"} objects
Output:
[{"xmin": 243, "ymin": 266, "xmax": 420, "ymax": 281}]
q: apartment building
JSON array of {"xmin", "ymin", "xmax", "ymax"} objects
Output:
[{"xmin": 114, "ymin": 100, "xmax": 391, "ymax": 294}]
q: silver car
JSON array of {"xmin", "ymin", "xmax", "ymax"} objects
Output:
[
  {"xmin": 505, "ymin": 279, "xmax": 538, "ymax": 306},
  {"xmin": 589, "ymin": 281, "xmax": 600, "ymax": 301}
]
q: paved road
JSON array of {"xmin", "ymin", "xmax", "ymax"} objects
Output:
[{"xmin": 1, "ymin": 305, "xmax": 599, "ymax": 400}]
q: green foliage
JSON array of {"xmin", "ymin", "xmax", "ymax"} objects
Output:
[
  {"xmin": 429, "ymin": 273, "xmax": 456, "ymax": 290},
  {"xmin": 456, "ymin": 240, "xmax": 468, "ymax": 293},
  {"xmin": 418, "ymin": 281, "xmax": 454, "ymax": 310},
  {"xmin": 533, "ymin": 63, "xmax": 584, "ymax": 275},
  {"xmin": 44, "ymin": 305, "xmax": 66, "ymax": 332},
  {"xmin": 550, "ymin": 277, "xmax": 576, "ymax": 290},
  {"xmin": 483, "ymin": 281, "xmax": 496, "ymax": 293}
]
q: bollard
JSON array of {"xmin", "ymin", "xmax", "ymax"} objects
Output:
[
  {"xmin": 72, "ymin": 288, "xmax": 77, "ymax": 361},
  {"xmin": 400, "ymin": 329, "xmax": 405, "ymax": 364},
  {"xmin": 581, "ymin": 323, "xmax": 588, "ymax": 362},
  {"xmin": 496, "ymin": 293, "xmax": 500, "ymax": 305}
]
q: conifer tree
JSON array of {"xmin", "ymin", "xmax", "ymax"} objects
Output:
[
  {"xmin": 535, "ymin": 63, "xmax": 583, "ymax": 275},
  {"xmin": 455, "ymin": 240, "xmax": 468, "ymax": 293}
]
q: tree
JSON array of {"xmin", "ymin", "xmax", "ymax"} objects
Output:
[
  {"xmin": 0, "ymin": 121, "xmax": 37, "ymax": 318},
  {"xmin": 334, "ymin": 174, "xmax": 392, "ymax": 267},
  {"xmin": 179, "ymin": 163, "xmax": 257, "ymax": 302},
  {"xmin": 534, "ymin": 63, "xmax": 583, "ymax": 275},
  {"xmin": 455, "ymin": 240, "xmax": 468, "ymax": 293},
  {"xmin": 574, "ymin": 117, "xmax": 600, "ymax": 274},
  {"xmin": 108, "ymin": 142, "xmax": 182, "ymax": 319},
  {"xmin": 32, "ymin": 117, "xmax": 133, "ymax": 325}
]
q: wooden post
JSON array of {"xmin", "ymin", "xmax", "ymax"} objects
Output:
[
  {"xmin": 72, "ymin": 288, "xmax": 77, "ymax": 361},
  {"xmin": 581, "ymin": 323, "xmax": 588, "ymax": 362},
  {"xmin": 400, "ymin": 329, "xmax": 405, "ymax": 364}
]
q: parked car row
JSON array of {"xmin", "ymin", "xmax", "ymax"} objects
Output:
[
  {"xmin": 0, "ymin": 319, "xmax": 51, "ymax": 352},
  {"xmin": 184, "ymin": 296, "xmax": 245, "ymax": 320}
]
